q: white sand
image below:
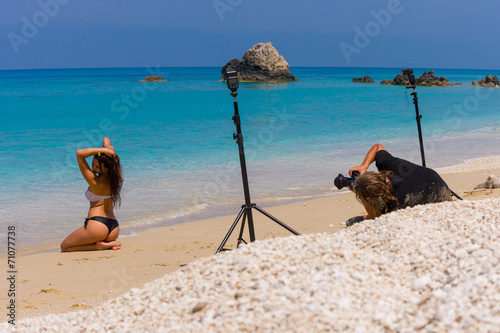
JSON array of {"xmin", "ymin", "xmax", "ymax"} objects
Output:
[
  {"xmin": 3, "ymin": 196, "xmax": 499, "ymax": 332},
  {"xmin": 437, "ymin": 155, "xmax": 500, "ymax": 174}
]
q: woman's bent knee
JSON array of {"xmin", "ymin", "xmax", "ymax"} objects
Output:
[
  {"xmin": 60, "ymin": 224, "xmax": 108, "ymax": 251},
  {"xmin": 60, "ymin": 240, "xmax": 70, "ymax": 252}
]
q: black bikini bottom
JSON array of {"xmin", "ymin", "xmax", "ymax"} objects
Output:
[{"xmin": 84, "ymin": 216, "xmax": 119, "ymax": 235}]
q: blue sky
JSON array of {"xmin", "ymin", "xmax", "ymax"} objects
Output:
[{"xmin": 1, "ymin": 0, "xmax": 499, "ymax": 70}]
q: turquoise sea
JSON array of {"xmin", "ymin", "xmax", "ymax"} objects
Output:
[{"xmin": 1, "ymin": 67, "xmax": 499, "ymax": 251}]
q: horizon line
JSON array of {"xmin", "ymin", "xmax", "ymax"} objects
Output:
[{"xmin": 2, "ymin": 66, "xmax": 500, "ymax": 72}]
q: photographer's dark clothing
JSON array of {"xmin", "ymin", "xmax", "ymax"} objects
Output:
[{"xmin": 375, "ymin": 150, "xmax": 452, "ymax": 212}]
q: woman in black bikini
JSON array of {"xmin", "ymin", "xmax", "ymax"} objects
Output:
[{"xmin": 61, "ymin": 137, "xmax": 123, "ymax": 252}]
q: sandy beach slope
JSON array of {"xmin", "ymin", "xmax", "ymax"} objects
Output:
[{"xmin": 1, "ymin": 156, "xmax": 499, "ymax": 322}]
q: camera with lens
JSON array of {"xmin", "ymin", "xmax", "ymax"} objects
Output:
[
  {"xmin": 334, "ymin": 171, "xmax": 360, "ymax": 190},
  {"xmin": 401, "ymin": 68, "xmax": 416, "ymax": 86}
]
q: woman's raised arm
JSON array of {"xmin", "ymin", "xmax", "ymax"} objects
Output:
[{"xmin": 102, "ymin": 137, "xmax": 113, "ymax": 150}]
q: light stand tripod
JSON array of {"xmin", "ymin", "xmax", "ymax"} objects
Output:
[
  {"xmin": 402, "ymin": 69, "xmax": 462, "ymax": 200},
  {"xmin": 216, "ymin": 71, "xmax": 300, "ymax": 254},
  {"xmin": 403, "ymin": 69, "xmax": 426, "ymax": 167}
]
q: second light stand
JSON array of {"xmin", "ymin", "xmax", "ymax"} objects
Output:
[
  {"xmin": 215, "ymin": 91, "xmax": 300, "ymax": 254},
  {"xmin": 403, "ymin": 69, "xmax": 462, "ymax": 200},
  {"xmin": 406, "ymin": 83, "xmax": 427, "ymax": 167}
]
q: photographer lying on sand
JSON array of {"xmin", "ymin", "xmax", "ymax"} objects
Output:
[
  {"xmin": 345, "ymin": 144, "xmax": 452, "ymax": 226},
  {"xmin": 61, "ymin": 137, "xmax": 123, "ymax": 251}
]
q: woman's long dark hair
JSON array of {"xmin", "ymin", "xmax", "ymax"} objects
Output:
[{"xmin": 94, "ymin": 154, "xmax": 123, "ymax": 207}]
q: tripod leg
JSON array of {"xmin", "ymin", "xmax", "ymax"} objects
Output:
[
  {"xmin": 246, "ymin": 208, "xmax": 256, "ymax": 242},
  {"xmin": 236, "ymin": 208, "xmax": 248, "ymax": 246},
  {"xmin": 215, "ymin": 207, "xmax": 246, "ymax": 254},
  {"xmin": 253, "ymin": 205, "xmax": 301, "ymax": 235},
  {"xmin": 450, "ymin": 189, "xmax": 463, "ymax": 200}
]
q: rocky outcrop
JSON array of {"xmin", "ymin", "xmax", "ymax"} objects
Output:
[
  {"xmin": 380, "ymin": 79, "xmax": 393, "ymax": 85},
  {"xmin": 381, "ymin": 71, "xmax": 460, "ymax": 86},
  {"xmin": 221, "ymin": 59, "xmax": 241, "ymax": 76},
  {"xmin": 221, "ymin": 42, "xmax": 298, "ymax": 82},
  {"xmin": 380, "ymin": 74, "xmax": 411, "ymax": 85},
  {"xmin": 352, "ymin": 75, "xmax": 374, "ymax": 83},
  {"xmin": 392, "ymin": 74, "xmax": 411, "ymax": 85},
  {"xmin": 140, "ymin": 75, "xmax": 166, "ymax": 82},
  {"xmin": 417, "ymin": 71, "xmax": 461, "ymax": 86},
  {"xmin": 472, "ymin": 75, "xmax": 500, "ymax": 87}
]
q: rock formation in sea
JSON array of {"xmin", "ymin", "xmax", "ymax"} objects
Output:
[
  {"xmin": 381, "ymin": 71, "xmax": 461, "ymax": 86},
  {"xmin": 352, "ymin": 75, "xmax": 374, "ymax": 83},
  {"xmin": 472, "ymin": 75, "xmax": 500, "ymax": 87},
  {"xmin": 417, "ymin": 71, "xmax": 461, "ymax": 86},
  {"xmin": 140, "ymin": 75, "xmax": 166, "ymax": 82},
  {"xmin": 221, "ymin": 42, "xmax": 298, "ymax": 82}
]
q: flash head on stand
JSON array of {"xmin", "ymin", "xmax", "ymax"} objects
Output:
[
  {"xmin": 225, "ymin": 70, "xmax": 239, "ymax": 93},
  {"xmin": 401, "ymin": 68, "xmax": 416, "ymax": 86}
]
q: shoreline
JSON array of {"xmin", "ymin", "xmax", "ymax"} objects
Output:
[
  {"xmin": 11, "ymin": 191, "xmax": 347, "ymax": 257},
  {"xmin": 2, "ymin": 154, "xmax": 500, "ymax": 319},
  {"xmin": 11, "ymin": 154, "xmax": 500, "ymax": 256}
]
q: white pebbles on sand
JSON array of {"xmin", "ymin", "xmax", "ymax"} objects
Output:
[
  {"xmin": 437, "ymin": 155, "xmax": 500, "ymax": 174},
  {"xmin": 3, "ymin": 197, "xmax": 500, "ymax": 332}
]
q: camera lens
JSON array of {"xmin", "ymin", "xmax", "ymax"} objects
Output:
[
  {"xmin": 334, "ymin": 174, "xmax": 344, "ymax": 190},
  {"xmin": 334, "ymin": 172, "xmax": 359, "ymax": 190}
]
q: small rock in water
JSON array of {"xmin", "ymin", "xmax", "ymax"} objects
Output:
[{"xmin": 139, "ymin": 75, "xmax": 166, "ymax": 82}]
